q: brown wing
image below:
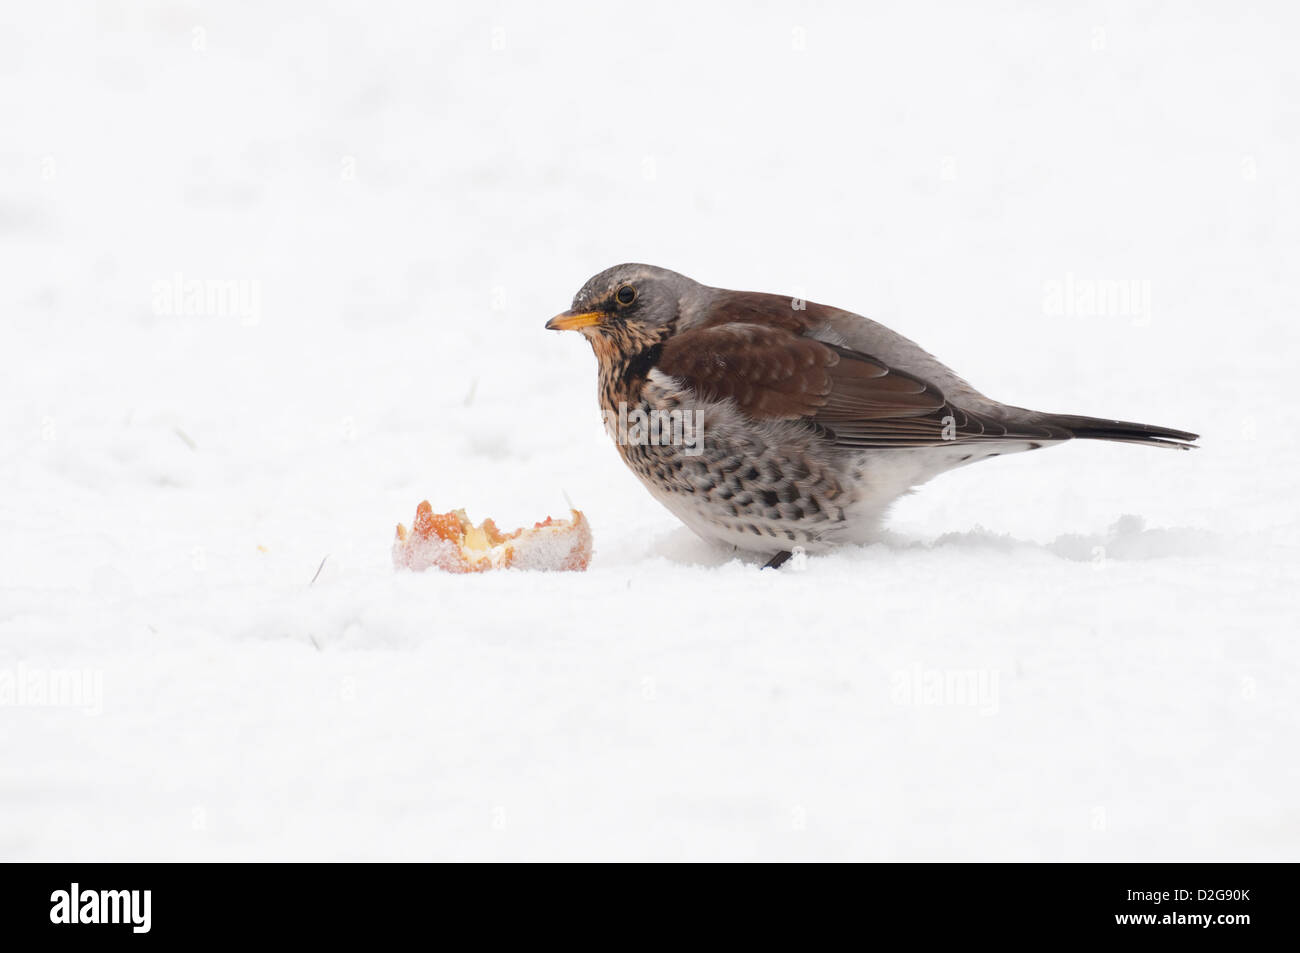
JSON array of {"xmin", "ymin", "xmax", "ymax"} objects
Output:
[{"xmin": 656, "ymin": 319, "xmax": 1066, "ymax": 448}]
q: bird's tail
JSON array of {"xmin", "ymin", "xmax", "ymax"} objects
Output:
[{"xmin": 1045, "ymin": 413, "xmax": 1199, "ymax": 450}]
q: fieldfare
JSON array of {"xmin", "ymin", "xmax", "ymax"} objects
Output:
[{"xmin": 547, "ymin": 264, "xmax": 1197, "ymax": 567}]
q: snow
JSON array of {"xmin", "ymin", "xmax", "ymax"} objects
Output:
[{"xmin": 2, "ymin": 1, "xmax": 1298, "ymax": 860}]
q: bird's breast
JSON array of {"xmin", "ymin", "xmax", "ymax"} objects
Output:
[{"xmin": 593, "ymin": 371, "xmax": 868, "ymax": 552}]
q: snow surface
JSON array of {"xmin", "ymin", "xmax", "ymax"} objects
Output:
[{"xmin": 2, "ymin": 1, "xmax": 1298, "ymax": 861}]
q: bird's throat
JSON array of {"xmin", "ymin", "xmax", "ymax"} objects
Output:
[{"xmin": 596, "ymin": 340, "xmax": 664, "ymax": 418}]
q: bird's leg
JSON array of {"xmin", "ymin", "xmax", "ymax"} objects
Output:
[{"xmin": 761, "ymin": 550, "xmax": 793, "ymax": 570}]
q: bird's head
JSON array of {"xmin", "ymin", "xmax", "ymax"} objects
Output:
[{"xmin": 546, "ymin": 263, "xmax": 699, "ymax": 358}]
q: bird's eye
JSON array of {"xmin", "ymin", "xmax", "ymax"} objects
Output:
[{"xmin": 615, "ymin": 285, "xmax": 637, "ymax": 306}]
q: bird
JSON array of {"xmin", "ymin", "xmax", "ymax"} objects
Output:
[{"xmin": 546, "ymin": 263, "xmax": 1197, "ymax": 568}]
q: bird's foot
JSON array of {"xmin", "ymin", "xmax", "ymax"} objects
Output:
[{"xmin": 761, "ymin": 550, "xmax": 793, "ymax": 570}]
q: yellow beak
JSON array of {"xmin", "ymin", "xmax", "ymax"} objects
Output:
[{"xmin": 545, "ymin": 310, "xmax": 604, "ymax": 331}]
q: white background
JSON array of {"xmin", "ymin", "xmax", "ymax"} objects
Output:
[{"xmin": 2, "ymin": 1, "xmax": 1297, "ymax": 859}]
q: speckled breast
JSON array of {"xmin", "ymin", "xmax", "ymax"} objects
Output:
[{"xmin": 604, "ymin": 380, "xmax": 854, "ymax": 553}]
